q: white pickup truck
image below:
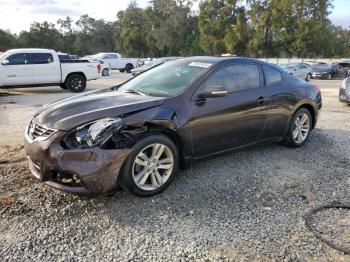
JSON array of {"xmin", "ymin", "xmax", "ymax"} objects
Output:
[
  {"xmin": 0, "ymin": 48, "xmax": 100, "ymax": 92},
  {"xmin": 85, "ymin": 52, "xmax": 140, "ymax": 73}
]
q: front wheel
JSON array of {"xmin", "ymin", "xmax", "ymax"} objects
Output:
[
  {"xmin": 65, "ymin": 74, "xmax": 86, "ymax": 93},
  {"xmin": 285, "ymin": 108, "xmax": 312, "ymax": 148},
  {"xmin": 119, "ymin": 135, "xmax": 179, "ymax": 197}
]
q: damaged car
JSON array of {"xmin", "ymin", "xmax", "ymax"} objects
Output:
[
  {"xmin": 24, "ymin": 57, "xmax": 322, "ymax": 196},
  {"xmin": 339, "ymin": 77, "xmax": 350, "ymax": 105}
]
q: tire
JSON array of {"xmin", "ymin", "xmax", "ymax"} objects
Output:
[
  {"xmin": 119, "ymin": 69, "xmax": 125, "ymax": 73},
  {"xmin": 285, "ymin": 108, "xmax": 312, "ymax": 148},
  {"xmin": 326, "ymin": 73, "xmax": 332, "ymax": 80},
  {"xmin": 125, "ymin": 64, "xmax": 134, "ymax": 73},
  {"xmin": 65, "ymin": 74, "xmax": 86, "ymax": 93},
  {"xmin": 59, "ymin": 83, "xmax": 67, "ymax": 89},
  {"xmin": 305, "ymin": 73, "xmax": 312, "ymax": 82},
  {"xmin": 102, "ymin": 68, "xmax": 109, "ymax": 76},
  {"xmin": 119, "ymin": 134, "xmax": 179, "ymax": 197}
]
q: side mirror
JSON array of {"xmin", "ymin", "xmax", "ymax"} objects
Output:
[
  {"xmin": 198, "ymin": 90, "xmax": 228, "ymax": 99},
  {"xmin": 1, "ymin": 60, "xmax": 9, "ymax": 65}
]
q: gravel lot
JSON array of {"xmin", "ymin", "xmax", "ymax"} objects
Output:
[{"xmin": 0, "ymin": 73, "xmax": 350, "ymax": 261}]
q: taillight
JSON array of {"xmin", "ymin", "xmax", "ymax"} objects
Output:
[{"xmin": 97, "ymin": 64, "xmax": 101, "ymax": 73}]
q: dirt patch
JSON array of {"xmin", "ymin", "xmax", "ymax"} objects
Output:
[{"xmin": 0, "ymin": 145, "xmax": 26, "ymax": 166}]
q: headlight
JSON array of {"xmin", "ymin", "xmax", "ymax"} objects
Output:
[
  {"xmin": 68, "ymin": 118, "xmax": 122, "ymax": 148},
  {"xmin": 341, "ymin": 78, "xmax": 350, "ymax": 90}
]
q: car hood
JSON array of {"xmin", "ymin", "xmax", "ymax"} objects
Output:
[{"xmin": 34, "ymin": 89, "xmax": 166, "ymax": 131}]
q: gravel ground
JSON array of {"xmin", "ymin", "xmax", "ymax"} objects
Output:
[{"xmin": 0, "ymin": 77, "xmax": 350, "ymax": 261}]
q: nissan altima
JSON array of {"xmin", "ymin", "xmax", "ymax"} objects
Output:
[{"xmin": 24, "ymin": 57, "xmax": 322, "ymax": 196}]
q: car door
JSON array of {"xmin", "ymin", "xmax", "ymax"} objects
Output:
[
  {"xmin": 110, "ymin": 54, "xmax": 120, "ymax": 69},
  {"xmin": 296, "ymin": 64, "xmax": 309, "ymax": 78},
  {"xmin": 260, "ymin": 65, "xmax": 292, "ymax": 139},
  {"xmin": 1, "ymin": 53, "xmax": 33, "ymax": 86},
  {"xmin": 189, "ymin": 62, "xmax": 270, "ymax": 158},
  {"xmin": 30, "ymin": 53, "xmax": 61, "ymax": 84},
  {"xmin": 293, "ymin": 64, "xmax": 304, "ymax": 78}
]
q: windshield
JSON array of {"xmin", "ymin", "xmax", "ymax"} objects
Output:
[
  {"xmin": 118, "ymin": 60, "xmax": 212, "ymax": 97},
  {"xmin": 312, "ymin": 64, "xmax": 331, "ymax": 70}
]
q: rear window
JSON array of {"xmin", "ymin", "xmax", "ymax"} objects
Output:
[
  {"xmin": 58, "ymin": 55, "xmax": 71, "ymax": 61},
  {"xmin": 30, "ymin": 53, "xmax": 54, "ymax": 64},
  {"xmin": 263, "ymin": 66, "xmax": 282, "ymax": 85}
]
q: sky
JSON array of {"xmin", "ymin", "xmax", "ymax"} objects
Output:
[{"xmin": 0, "ymin": 0, "xmax": 348, "ymax": 34}]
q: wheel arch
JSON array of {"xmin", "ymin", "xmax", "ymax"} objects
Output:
[
  {"xmin": 64, "ymin": 72, "xmax": 87, "ymax": 83},
  {"xmin": 144, "ymin": 124, "xmax": 187, "ymax": 170},
  {"xmin": 293, "ymin": 103, "xmax": 317, "ymax": 129}
]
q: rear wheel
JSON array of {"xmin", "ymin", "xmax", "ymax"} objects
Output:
[
  {"xmin": 65, "ymin": 74, "xmax": 86, "ymax": 93},
  {"xmin": 119, "ymin": 135, "xmax": 179, "ymax": 197},
  {"xmin": 125, "ymin": 64, "xmax": 134, "ymax": 73},
  {"xmin": 285, "ymin": 108, "xmax": 312, "ymax": 148}
]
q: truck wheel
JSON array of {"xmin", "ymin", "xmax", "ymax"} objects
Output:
[
  {"xmin": 65, "ymin": 74, "xmax": 86, "ymax": 93},
  {"xmin": 59, "ymin": 84, "xmax": 67, "ymax": 89},
  {"xmin": 125, "ymin": 64, "xmax": 134, "ymax": 73}
]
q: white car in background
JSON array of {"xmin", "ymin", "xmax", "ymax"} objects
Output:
[
  {"xmin": 0, "ymin": 48, "xmax": 100, "ymax": 92},
  {"xmin": 85, "ymin": 52, "xmax": 139, "ymax": 73},
  {"xmin": 278, "ymin": 63, "xmax": 312, "ymax": 81}
]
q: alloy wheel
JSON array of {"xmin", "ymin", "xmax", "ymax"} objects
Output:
[
  {"xmin": 292, "ymin": 113, "xmax": 310, "ymax": 144},
  {"xmin": 71, "ymin": 77, "xmax": 83, "ymax": 90},
  {"xmin": 132, "ymin": 143, "xmax": 174, "ymax": 191}
]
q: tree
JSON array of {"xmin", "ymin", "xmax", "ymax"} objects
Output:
[
  {"xmin": 146, "ymin": 0, "xmax": 198, "ymax": 56},
  {"xmin": 17, "ymin": 22, "xmax": 63, "ymax": 51},
  {"xmin": 0, "ymin": 29, "xmax": 15, "ymax": 51},
  {"xmin": 224, "ymin": 7, "xmax": 250, "ymax": 55},
  {"xmin": 115, "ymin": 2, "xmax": 149, "ymax": 57}
]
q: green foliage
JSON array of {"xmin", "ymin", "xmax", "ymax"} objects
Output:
[
  {"xmin": 0, "ymin": 0, "xmax": 349, "ymax": 58},
  {"xmin": 116, "ymin": 3, "xmax": 149, "ymax": 57},
  {"xmin": 0, "ymin": 29, "xmax": 15, "ymax": 51}
]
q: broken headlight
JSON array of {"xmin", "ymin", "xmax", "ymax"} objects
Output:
[{"xmin": 65, "ymin": 118, "xmax": 123, "ymax": 148}]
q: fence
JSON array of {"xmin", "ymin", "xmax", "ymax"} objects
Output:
[{"xmin": 257, "ymin": 57, "xmax": 350, "ymax": 65}]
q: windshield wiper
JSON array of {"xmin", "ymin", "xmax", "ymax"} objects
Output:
[{"xmin": 123, "ymin": 89, "xmax": 146, "ymax": 96}]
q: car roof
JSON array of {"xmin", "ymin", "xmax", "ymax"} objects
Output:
[
  {"xmin": 175, "ymin": 56, "xmax": 282, "ymax": 71},
  {"xmin": 5, "ymin": 48, "xmax": 55, "ymax": 54}
]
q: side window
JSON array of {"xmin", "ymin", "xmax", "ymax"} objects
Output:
[
  {"xmin": 263, "ymin": 66, "xmax": 282, "ymax": 86},
  {"xmin": 201, "ymin": 63, "xmax": 261, "ymax": 93},
  {"xmin": 110, "ymin": 54, "xmax": 118, "ymax": 59},
  {"xmin": 7, "ymin": 53, "xmax": 28, "ymax": 65},
  {"xmin": 30, "ymin": 53, "xmax": 54, "ymax": 64}
]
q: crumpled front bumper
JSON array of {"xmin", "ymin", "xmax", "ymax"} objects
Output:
[{"xmin": 24, "ymin": 131, "xmax": 132, "ymax": 195}]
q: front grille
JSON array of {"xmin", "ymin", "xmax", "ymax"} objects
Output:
[{"xmin": 27, "ymin": 119, "xmax": 57, "ymax": 141}]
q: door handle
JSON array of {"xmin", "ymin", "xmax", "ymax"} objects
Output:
[{"xmin": 256, "ymin": 96, "xmax": 268, "ymax": 104}]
